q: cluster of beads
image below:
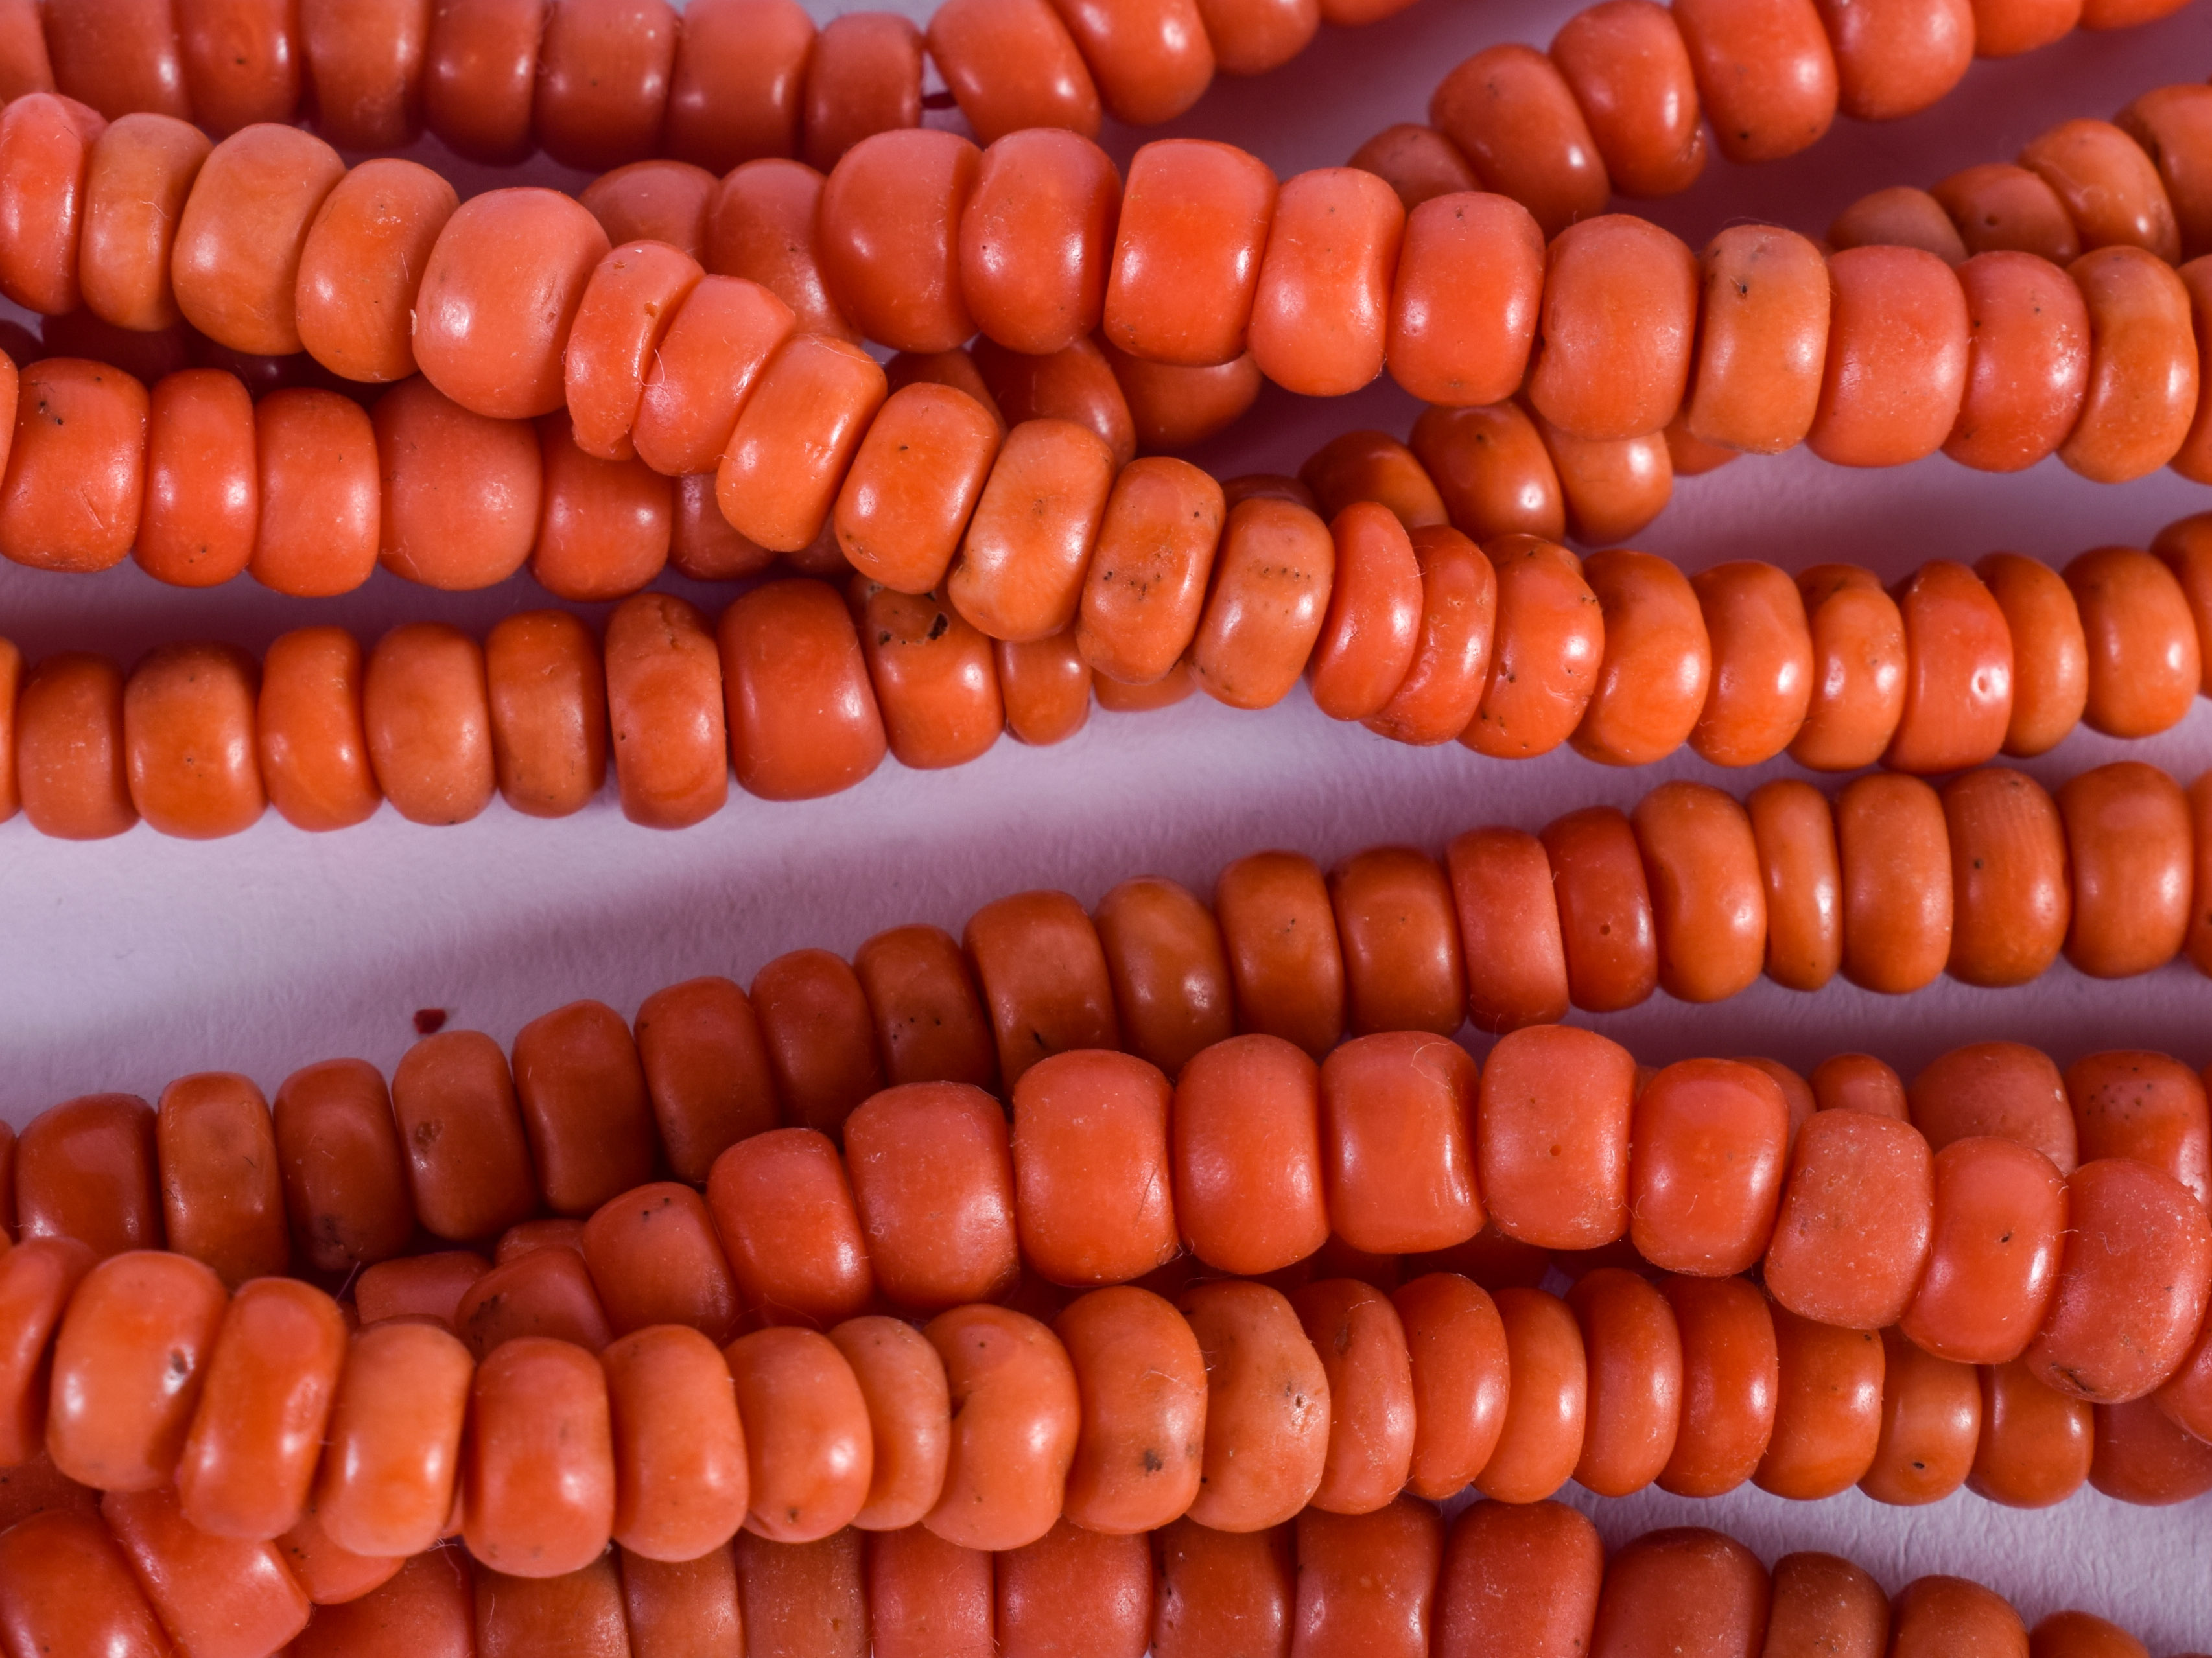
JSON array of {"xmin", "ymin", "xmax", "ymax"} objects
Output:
[{"xmin": 5, "ymin": 1023, "xmax": 2212, "ymax": 1642}]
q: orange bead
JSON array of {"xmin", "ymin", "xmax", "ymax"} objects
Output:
[
  {"xmin": 482, "ymin": 610, "xmax": 607, "ymax": 820},
  {"xmin": 1451, "ymin": 826, "xmax": 1575, "ymax": 1034},
  {"xmin": 1935, "ymin": 165, "xmax": 2080, "ymax": 261},
  {"xmin": 961, "ymin": 889, "xmax": 1119, "ymax": 1089},
  {"xmin": 1530, "ymin": 216, "xmax": 1697, "ymax": 442},
  {"xmin": 1435, "ymin": 1500, "xmax": 1602, "ymax": 1658},
  {"xmin": 1306, "ymin": 501, "xmax": 1421, "ymax": 722},
  {"xmin": 1151, "ymin": 1519, "xmax": 1293, "ymax": 1658},
  {"xmin": 270, "ymin": 1058, "xmax": 410, "ymax": 1277},
  {"xmin": 2029, "ymin": 1158, "xmax": 2212, "ymax": 1401},
  {"xmin": 312, "ymin": 1321, "xmax": 473, "ymax": 1560},
  {"xmin": 1740, "ymin": 778, "xmax": 1839, "ymax": 991},
  {"xmin": 925, "ymin": 0, "xmax": 1100, "ymax": 146},
  {"xmin": 867, "ymin": 1524, "xmax": 994, "ymax": 1657},
  {"xmin": 1859, "ymin": 1328, "xmax": 1981, "ymax": 1505},
  {"xmin": 1477, "ymin": 1025, "xmax": 1635, "ymax": 1248},
  {"xmin": 13, "ymin": 653, "xmax": 134, "ymax": 839},
  {"xmin": 1811, "ymin": 1053, "xmax": 1909, "ymax": 1120},
  {"xmin": 629, "ymin": 275, "xmax": 797, "ymax": 480},
  {"xmin": 819, "ymin": 130, "xmax": 980, "ymax": 355},
  {"xmin": 100, "ymin": 1484, "xmax": 311, "ymax": 1656},
  {"xmin": 579, "ymin": 1181, "xmax": 738, "ymax": 1344},
  {"xmin": 923, "ymin": 1303, "xmax": 1078, "ymax": 1549},
  {"xmin": 1318, "ymin": 1031, "xmax": 1480, "ymax": 1255},
  {"xmin": 956, "ymin": 130, "xmax": 1120, "ymax": 358},
  {"xmin": 936, "ymin": 419, "xmax": 1114, "ymax": 644},
  {"xmin": 0, "ymin": 94, "xmax": 101, "ymax": 317},
  {"xmin": 1461, "ymin": 537, "xmax": 1603, "ymax": 759},
  {"xmin": 2059, "ymin": 762, "xmax": 2192, "ymax": 978},
  {"xmin": 1289, "ymin": 1278, "xmax": 1415, "ymax": 1514},
  {"xmin": 1428, "ymin": 47, "xmax": 1608, "ymax": 240},
  {"xmin": 1630, "ymin": 1060, "xmax": 1789, "ymax": 1275},
  {"xmin": 844, "ymin": 1082, "xmax": 1018, "ymax": 1311},
  {"xmin": 1327, "ymin": 846, "xmax": 1465, "ymax": 1036},
  {"xmin": 462, "ymin": 1338, "xmax": 614, "ymax": 1578},
  {"xmin": 1246, "ymin": 168, "xmax": 1402, "ymax": 397},
  {"xmin": 2090, "ymin": 1394, "xmax": 2212, "ymax": 1503},
  {"xmin": 1211, "ymin": 849, "xmax": 1345, "ymax": 1056},
  {"xmin": 1349, "ymin": 124, "xmax": 1479, "ymax": 213},
  {"xmin": 415, "ymin": 189, "xmax": 611, "ymax": 420},
  {"xmin": 1172, "ymin": 1034, "xmax": 1326, "ymax": 1274},
  {"xmin": 371, "ymin": 380, "xmax": 539, "ymax": 591},
  {"xmin": 723, "ymin": 1325, "xmax": 873, "ymax": 1544},
  {"xmin": 715, "ymin": 578, "xmax": 886, "ymax": 801},
  {"xmin": 599, "ymin": 1325, "xmax": 747, "ymax": 1565},
  {"xmin": 78, "ymin": 112, "xmax": 206, "ymax": 333},
  {"xmin": 1756, "ymin": 1307, "xmax": 1884, "ymax": 1499},
  {"xmin": 852, "ymin": 925, "xmax": 996, "ymax": 1092},
  {"xmin": 707, "ymin": 1130, "xmax": 873, "ymax": 1329},
  {"xmin": 454, "ymin": 1239, "xmax": 613, "ymax": 1357},
  {"xmin": 249, "ymin": 388, "xmax": 379, "ymax": 598},
  {"xmin": 1910, "ymin": 1040, "xmax": 2077, "ymax": 1171},
  {"xmin": 1409, "ymin": 402, "xmax": 1564, "ymax": 543},
  {"xmin": 730, "ymin": 1529, "xmax": 867, "ymax": 1658},
  {"xmin": 2056, "ymin": 249, "xmax": 2194, "ymax": 485},
  {"xmin": 531, "ymin": 0, "xmax": 677, "ymax": 171},
  {"xmin": 1529, "ymin": 414, "xmax": 1673, "ymax": 546},
  {"xmin": 362, "ymin": 623, "xmax": 494, "ymax": 826},
  {"xmin": 2067, "ymin": 1049, "xmax": 2209, "ymax": 1207},
  {"xmin": 833, "ymin": 386, "xmax": 1000, "ymax": 596},
  {"xmin": 532, "ymin": 417, "xmax": 672, "ymax": 601},
  {"xmin": 136, "ymin": 367, "xmax": 254, "ymax": 589},
  {"xmin": 1838, "ymin": 773, "xmax": 1953, "ymax": 992},
  {"xmin": 1091, "ymin": 877, "xmax": 1232, "ymax": 1077},
  {"xmin": 1901, "ymin": 1136, "xmax": 2067, "ymax": 1364},
  {"xmin": 299, "ymin": 0, "xmax": 432, "ymax": 148},
  {"xmin": 800, "ymin": 12, "xmax": 923, "ymax": 173},
  {"xmin": 750, "ymin": 948, "xmax": 884, "ymax": 1140},
  {"xmin": 1688, "ymin": 561, "xmax": 1813, "ymax": 765},
  {"xmin": 1939, "ymin": 767, "xmax": 2069, "ymax": 987},
  {"xmin": 578, "ymin": 159, "xmax": 716, "ymax": 259},
  {"xmin": 1606, "ymin": 792, "xmax": 1748, "ymax": 988},
  {"xmin": 1184, "ymin": 496, "xmax": 1334, "ymax": 711},
  {"xmin": 1105, "ymin": 139, "xmax": 1278, "ymax": 368},
  {"xmin": 1655, "ymin": 1274, "xmax": 1776, "ymax": 1497},
  {"xmin": 1575, "ymin": 552, "xmax": 1710, "ymax": 767},
  {"xmin": 565, "ymin": 240, "xmax": 704, "ymax": 462},
  {"xmin": 600, "ymin": 593, "xmax": 723, "ymax": 828},
  {"xmin": 1050, "ymin": 1287, "xmax": 1205, "ymax": 1535},
  {"xmin": 1179, "ymin": 1279, "xmax": 1329, "ymax": 1530},
  {"xmin": 1946, "ymin": 251, "xmax": 2093, "ymax": 473},
  {"xmin": 1971, "ymin": 1359, "xmax": 2092, "ymax": 1508},
  {"xmin": 1567, "ymin": 1268, "xmax": 1681, "ymax": 1496},
  {"xmin": 2066, "ymin": 546, "xmax": 2200, "ymax": 737},
  {"xmin": 153, "ymin": 1071, "xmax": 283, "ymax": 1286},
  {"xmin": 0, "ymin": 358, "xmax": 146, "ymax": 574},
  {"xmin": 1829, "ymin": 187, "xmax": 1968, "ymax": 262},
  {"xmin": 1383, "ymin": 192, "xmax": 1544, "ymax": 409},
  {"xmin": 1764, "ymin": 1108, "xmax": 1935, "ymax": 1328},
  {"xmin": 1077, "ymin": 457, "xmax": 1223, "ymax": 685},
  {"xmin": 1588, "ymin": 1528, "xmax": 1771, "ymax": 1658},
  {"xmin": 2021, "ymin": 119, "xmax": 2180, "ymax": 260},
  {"xmin": 353, "ymin": 1250, "xmax": 488, "ymax": 1330},
  {"xmin": 850, "ymin": 581, "xmax": 1003, "ymax": 771},
  {"xmin": 0, "ymin": 1239, "xmax": 95, "ymax": 1464},
  {"xmin": 174, "ymin": 1278, "xmax": 345, "ymax": 1543},
  {"xmin": 16, "ymin": 1092, "xmax": 159, "ymax": 1260},
  {"xmin": 818, "ymin": 1316, "xmax": 946, "ymax": 1535},
  {"xmin": 664, "ymin": 0, "xmax": 814, "ymax": 172},
  {"xmin": 171, "ymin": 126, "xmax": 343, "ymax": 360},
  {"xmin": 47, "ymin": 1248, "xmax": 226, "ymax": 1491},
  {"xmin": 1788, "ymin": 565, "xmax": 1905, "ymax": 770},
  {"xmin": 1363, "ymin": 525, "xmax": 1496, "ymax": 745},
  {"xmin": 1761, "ymin": 1554, "xmax": 1890, "ymax": 1658},
  {"xmin": 1473, "ymin": 1287, "xmax": 1584, "ymax": 1502},
  {"xmin": 119, "ymin": 642, "xmax": 263, "ymax": 841},
  {"xmin": 1808, "ymin": 247, "xmax": 1971, "ymax": 469},
  {"xmin": 1013, "ymin": 1053, "xmax": 1175, "ymax": 1290},
  {"xmin": 1973, "ymin": 553, "xmax": 2086, "ymax": 755},
  {"xmin": 1541, "ymin": 806, "xmax": 1656, "ymax": 1013},
  {"xmin": 1387, "ymin": 1273, "xmax": 1507, "ymax": 1500},
  {"xmin": 419, "ymin": 0, "xmax": 543, "ymax": 163},
  {"xmin": 1815, "ymin": 0, "xmax": 1971, "ymax": 120},
  {"xmin": 388, "ymin": 1031, "xmax": 536, "ymax": 1243},
  {"xmin": 1551, "ymin": 1, "xmax": 1704, "ymax": 197}
]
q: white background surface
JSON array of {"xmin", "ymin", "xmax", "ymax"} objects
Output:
[{"xmin": 3, "ymin": 0, "xmax": 2211, "ymax": 1639}]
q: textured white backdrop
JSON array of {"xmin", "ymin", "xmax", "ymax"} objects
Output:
[{"xmin": 2, "ymin": 0, "xmax": 2211, "ymax": 1638}]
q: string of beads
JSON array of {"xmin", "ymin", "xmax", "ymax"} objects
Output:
[
  {"xmin": 0, "ymin": 0, "xmax": 1413, "ymax": 170},
  {"xmin": 0, "ymin": 1500, "xmax": 2197, "ymax": 1658}
]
